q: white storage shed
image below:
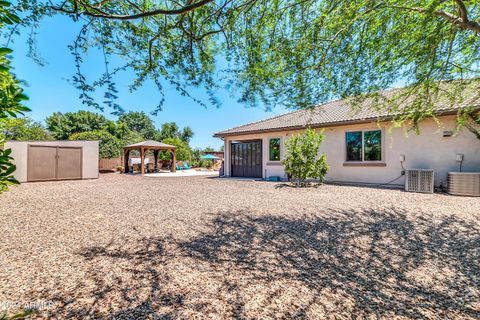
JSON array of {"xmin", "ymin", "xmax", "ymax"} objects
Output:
[{"xmin": 3, "ymin": 140, "xmax": 99, "ymax": 182}]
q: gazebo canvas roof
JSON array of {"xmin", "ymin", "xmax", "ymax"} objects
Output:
[{"xmin": 124, "ymin": 140, "xmax": 176, "ymax": 149}]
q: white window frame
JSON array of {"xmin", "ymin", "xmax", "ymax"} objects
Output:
[
  {"xmin": 268, "ymin": 137, "xmax": 282, "ymax": 162},
  {"xmin": 345, "ymin": 129, "xmax": 384, "ymax": 163}
]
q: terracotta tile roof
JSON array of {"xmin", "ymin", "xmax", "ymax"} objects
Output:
[{"xmin": 214, "ymin": 84, "xmax": 480, "ymax": 137}]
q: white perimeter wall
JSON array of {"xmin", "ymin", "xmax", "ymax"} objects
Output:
[
  {"xmin": 3, "ymin": 140, "xmax": 99, "ymax": 182},
  {"xmin": 222, "ymin": 115, "xmax": 480, "ymax": 186}
]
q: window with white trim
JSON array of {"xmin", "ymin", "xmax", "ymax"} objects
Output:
[{"xmin": 346, "ymin": 130, "xmax": 382, "ymax": 162}]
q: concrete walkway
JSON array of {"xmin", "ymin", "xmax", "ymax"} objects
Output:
[{"xmin": 144, "ymin": 169, "xmax": 218, "ymax": 177}]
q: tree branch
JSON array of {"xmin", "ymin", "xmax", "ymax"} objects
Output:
[
  {"xmin": 386, "ymin": 3, "xmax": 480, "ymax": 34},
  {"xmin": 454, "ymin": 0, "xmax": 468, "ymax": 22},
  {"xmin": 53, "ymin": 0, "xmax": 215, "ymax": 20}
]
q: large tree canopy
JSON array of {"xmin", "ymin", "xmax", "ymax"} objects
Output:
[
  {"xmin": 43, "ymin": 109, "xmax": 195, "ymax": 158},
  {"xmin": 46, "ymin": 110, "xmax": 114, "ymax": 140},
  {"xmin": 118, "ymin": 111, "xmax": 156, "ymax": 139},
  {"xmin": 155, "ymin": 122, "xmax": 194, "ymax": 143},
  {"xmin": 1, "ymin": 117, "xmax": 52, "ymax": 140},
  {"xmin": 11, "ymin": 1, "xmax": 480, "ymax": 123}
]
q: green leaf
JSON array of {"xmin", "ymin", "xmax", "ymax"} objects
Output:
[
  {"xmin": 4, "ymin": 164, "xmax": 16, "ymax": 176},
  {"xmin": 7, "ymin": 177, "xmax": 20, "ymax": 185},
  {"xmin": 1, "ymin": 15, "xmax": 13, "ymax": 24},
  {"xmin": 0, "ymin": 47, "xmax": 12, "ymax": 55},
  {"xmin": 15, "ymin": 105, "xmax": 31, "ymax": 111},
  {"xmin": 14, "ymin": 93, "xmax": 29, "ymax": 102},
  {"xmin": 6, "ymin": 12, "xmax": 19, "ymax": 23}
]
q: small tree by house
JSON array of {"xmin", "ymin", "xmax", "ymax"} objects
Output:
[{"xmin": 282, "ymin": 128, "xmax": 329, "ymax": 187}]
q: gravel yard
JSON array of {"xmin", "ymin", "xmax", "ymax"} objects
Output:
[{"xmin": 0, "ymin": 173, "xmax": 479, "ymax": 319}]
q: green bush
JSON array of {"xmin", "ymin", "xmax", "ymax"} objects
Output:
[
  {"xmin": 160, "ymin": 137, "xmax": 192, "ymax": 161},
  {"xmin": 205, "ymin": 160, "xmax": 213, "ymax": 169},
  {"xmin": 0, "ymin": 147, "xmax": 19, "ymax": 192},
  {"xmin": 282, "ymin": 128, "xmax": 329, "ymax": 187},
  {"xmin": 69, "ymin": 130, "xmax": 121, "ymax": 159},
  {"xmin": 1, "ymin": 117, "xmax": 52, "ymax": 141},
  {"xmin": 0, "ymin": 1, "xmax": 30, "ymax": 193},
  {"xmin": 190, "ymin": 158, "xmax": 212, "ymax": 168}
]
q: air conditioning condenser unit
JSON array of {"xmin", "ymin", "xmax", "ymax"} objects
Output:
[
  {"xmin": 405, "ymin": 169, "xmax": 434, "ymax": 194},
  {"xmin": 448, "ymin": 172, "xmax": 480, "ymax": 197}
]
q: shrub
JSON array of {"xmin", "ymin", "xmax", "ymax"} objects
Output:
[
  {"xmin": 160, "ymin": 137, "xmax": 192, "ymax": 161},
  {"xmin": 205, "ymin": 160, "xmax": 213, "ymax": 169},
  {"xmin": 282, "ymin": 128, "xmax": 329, "ymax": 187},
  {"xmin": 190, "ymin": 159, "xmax": 213, "ymax": 168},
  {"xmin": 190, "ymin": 159, "xmax": 200, "ymax": 168},
  {"xmin": 69, "ymin": 130, "xmax": 121, "ymax": 159},
  {"xmin": 0, "ymin": 147, "xmax": 19, "ymax": 192}
]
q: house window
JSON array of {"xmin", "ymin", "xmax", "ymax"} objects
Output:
[
  {"xmin": 346, "ymin": 130, "xmax": 382, "ymax": 162},
  {"xmin": 269, "ymin": 138, "xmax": 281, "ymax": 161},
  {"xmin": 364, "ymin": 130, "xmax": 382, "ymax": 161},
  {"xmin": 346, "ymin": 131, "xmax": 362, "ymax": 161}
]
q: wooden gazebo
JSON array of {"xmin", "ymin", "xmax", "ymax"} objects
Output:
[{"xmin": 123, "ymin": 140, "xmax": 176, "ymax": 175}]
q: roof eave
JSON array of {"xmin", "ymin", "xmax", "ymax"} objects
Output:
[{"xmin": 213, "ymin": 110, "xmax": 463, "ymax": 138}]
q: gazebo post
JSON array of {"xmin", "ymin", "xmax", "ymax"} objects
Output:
[
  {"xmin": 124, "ymin": 149, "xmax": 130, "ymax": 173},
  {"xmin": 153, "ymin": 150, "xmax": 159, "ymax": 173},
  {"xmin": 140, "ymin": 147, "xmax": 145, "ymax": 175},
  {"xmin": 171, "ymin": 149, "xmax": 176, "ymax": 172}
]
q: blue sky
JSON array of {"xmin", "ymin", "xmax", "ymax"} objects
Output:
[{"xmin": 9, "ymin": 15, "xmax": 289, "ymax": 149}]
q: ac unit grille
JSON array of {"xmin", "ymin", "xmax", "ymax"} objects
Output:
[
  {"xmin": 448, "ymin": 173, "xmax": 480, "ymax": 197},
  {"xmin": 405, "ymin": 169, "xmax": 434, "ymax": 194}
]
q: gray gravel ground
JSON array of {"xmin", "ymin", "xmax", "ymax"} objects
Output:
[{"xmin": 0, "ymin": 173, "xmax": 479, "ymax": 319}]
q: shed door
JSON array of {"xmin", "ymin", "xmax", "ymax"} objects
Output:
[
  {"xmin": 27, "ymin": 146, "xmax": 83, "ymax": 182},
  {"xmin": 231, "ymin": 140, "xmax": 262, "ymax": 178},
  {"xmin": 57, "ymin": 147, "xmax": 82, "ymax": 180},
  {"xmin": 27, "ymin": 146, "xmax": 57, "ymax": 181}
]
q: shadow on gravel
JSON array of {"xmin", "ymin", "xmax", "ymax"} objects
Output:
[
  {"xmin": 273, "ymin": 183, "xmax": 328, "ymax": 189},
  {"xmin": 45, "ymin": 208, "xmax": 480, "ymax": 318}
]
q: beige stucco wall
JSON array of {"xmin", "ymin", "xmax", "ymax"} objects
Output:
[
  {"xmin": 3, "ymin": 140, "xmax": 99, "ymax": 182},
  {"xmin": 222, "ymin": 115, "xmax": 480, "ymax": 186}
]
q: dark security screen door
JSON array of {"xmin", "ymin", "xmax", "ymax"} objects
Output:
[{"xmin": 231, "ymin": 140, "xmax": 262, "ymax": 178}]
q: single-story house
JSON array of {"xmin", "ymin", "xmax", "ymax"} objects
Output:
[
  {"xmin": 3, "ymin": 140, "xmax": 99, "ymax": 182},
  {"xmin": 214, "ymin": 87, "xmax": 480, "ymax": 187}
]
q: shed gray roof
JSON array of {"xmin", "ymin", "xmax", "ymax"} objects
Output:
[
  {"xmin": 214, "ymin": 83, "xmax": 480, "ymax": 137},
  {"xmin": 124, "ymin": 140, "xmax": 176, "ymax": 149}
]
